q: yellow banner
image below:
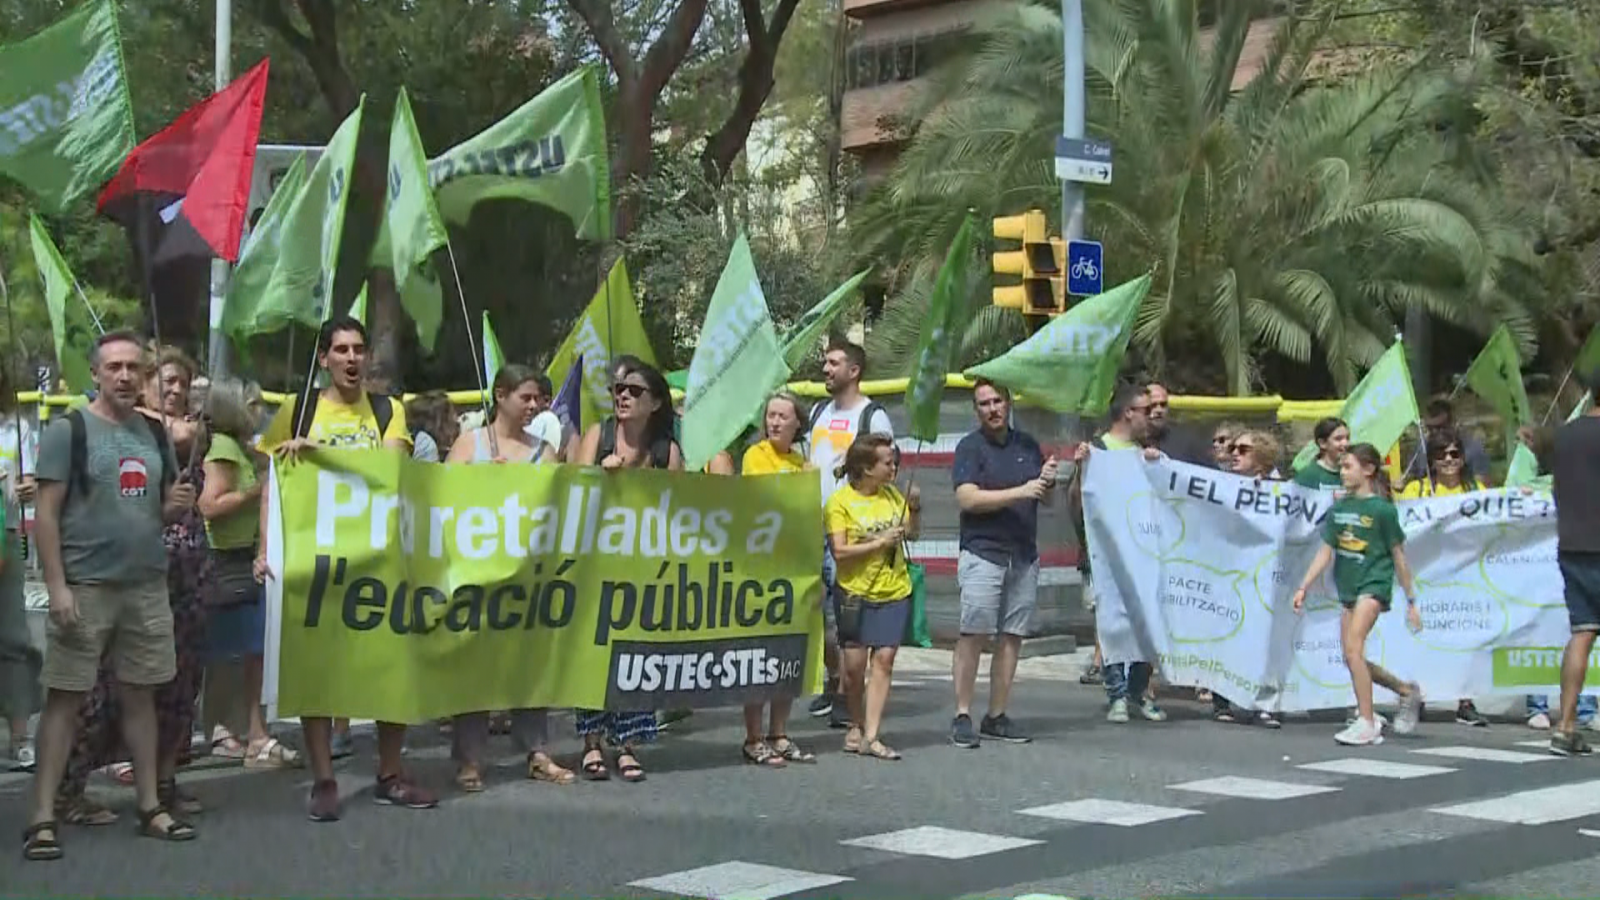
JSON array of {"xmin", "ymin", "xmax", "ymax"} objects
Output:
[{"xmin": 269, "ymin": 451, "xmax": 822, "ymax": 722}]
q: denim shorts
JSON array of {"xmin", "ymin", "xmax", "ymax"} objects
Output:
[{"xmin": 1560, "ymin": 551, "xmax": 1600, "ymax": 634}]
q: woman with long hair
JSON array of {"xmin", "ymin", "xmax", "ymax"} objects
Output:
[
  {"xmin": 572, "ymin": 358, "xmax": 681, "ymax": 782},
  {"xmin": 737, "ymin": 391, "xmax": 815, "ymax": 767},
  {"xmin": 1398, "ymin": 428, "xmax": 1489, "ymax": 727},
  {"xmin": 1293, "ymin": 417, "xmax": 1349, "ymax": 491},
  {"xmin": 827, "ymin": 432, "xmax": 921, "ymax": 761},
  {"xmin": 1293, "ymin": 443, "xmax": 1424, "ymax": 746},
  {"xmin": 0, "ymin": 363, "xmax": 41, "ymax": 771},
  {"xmin": 198, "ymin": 379, "xmax": 299, "ymax": 769},
  {"xmin": 1213, "ymin": 430, "xmax": 1283, "ymax": 727},
  {"xmin": 446, "ymin": 365, "xmax": 576, "ymax": 792}
]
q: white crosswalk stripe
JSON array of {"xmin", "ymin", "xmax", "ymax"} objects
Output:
[
  {"xmin": 1433, "ymin": 779, "xmax": 1600, "ymax": 825},
  {"xmin": 842, "ymin": 825, "xmax": 1043, "ymax": 859},
  {"xmin": 1296, "ymin": 758, "xmax": 1457, "ymax": 779},
  {"xmin": 629, "ymin": 861, "xmax": 852, "ymax": 900},
  {"xmin": 1412, "ymin": 746, "xmax": 1558, "ymax": 765},
  {"xmin": 1169, "ymin": 775, "xmax": 1339, "ymax": 800},
  {"xmin": 1020, "ymin": 798, "xmax": 1202, "ymax": 827}
]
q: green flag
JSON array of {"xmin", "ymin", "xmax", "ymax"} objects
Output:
[
  {"xmin": 681, "ymin": 234, "xmax": 790, "ymax": 470},
  {"xmin": 26, "ymin": 214, "xmax": 92, "ymax": 391},
  {"xmin": 780, "ymin": 268, "xmax": 870, "ymax": 371},
  {"xmin": 223, "ymin": 152, "xmax": 307, "ymax": 342},
  {"xmin": 1577, "ymin": 326, "xmax": 1600, "ymax": 381},
  {"xmin": 1463, "ymin": 324, "xmax": 1531, "ymax": 443},
  {"xmin": 545, "ymin": 259, "xmax": 657, "ymax": 429},
  {"xmin": 1292, "ymin": 341, "xmax": 1419, "ymax": 471},
  {"xmin": 430, "ymin": 65, "xmax": 611, "ymax": 242},
  {"xmin": 0, "ymin": 1, "xmax": 134, "ymax": 214},
  {"xmin": 379, "ymin": 88, "xmax": 448, "ymax": 351},
  {"xmin": 1505, "ymin": 441, "xmax": 1546, "ymax": 491},
  {"xmin": 223, "ymin": 99, "xmax": 364, "ymax": 342},
  {"xmin": 482, "ymin": 311, "xmax": 506, "ymax": 389},
  {"xmin": 964, "ymin": 274, "xmax": 1150, "ymax": 415},
  {"xmin": 905, "ymin": 216, "xmax": 975, "ymax": 442},
  {"xmin": 348, "ymin": 282, "xmax": 369, "ymax": 327}
]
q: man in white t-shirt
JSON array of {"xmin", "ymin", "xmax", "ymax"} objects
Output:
[
  {"xmin": 805, "ymin": 340, "xmax": 894, "ymax": 727},
  {"xmin": 523, "ymin": 373, "xmax": 564, "ymax": 460}
]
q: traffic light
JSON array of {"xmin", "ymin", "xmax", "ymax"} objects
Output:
[
  {"xmin": 991, "ymin": 209, "xmax": 1046, "ymax": 310},
  {"xmin": 992, "ymin": 209, "xmax": 1066, "ymax": 316},
  {"xmin": 1025, "ymin": 237, "xmax": 1066, "ymax": 315}
]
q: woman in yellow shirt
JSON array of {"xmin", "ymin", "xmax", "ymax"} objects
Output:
[
  {"xmin": 825, "ymin": 432, "xmax": 921, "ymax": 761},
  {"xmin": 1399, "ymin": 427, "xmax": 1489, "ymax": 727},
  {"xmin": 738, "ymin": 392, "xmax": 813, "ymax": 767}
]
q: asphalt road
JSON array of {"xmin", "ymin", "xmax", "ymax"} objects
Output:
[{"xmin": 4, "ymin": 650, "xmax": 1600, "ymax": 898}]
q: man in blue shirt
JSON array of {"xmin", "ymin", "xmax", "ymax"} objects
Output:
[{"xmin": 949, "ymin": 379, "xmax": 1056, "ymax": 748}]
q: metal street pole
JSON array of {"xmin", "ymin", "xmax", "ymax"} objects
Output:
[
  {"xmin": 1061, "ymin": 0, "xmax": 1085, "ymax": 243},
  {"xmin": 207, "ymin": 0, "xmax": 233, "ymax": 378}
]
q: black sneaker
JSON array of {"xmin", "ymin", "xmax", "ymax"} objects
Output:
[
  {"xmin": 951, "ymin": 714, "xmax": 981, "ymax": 749},
  {"xmin": 980, "ymin": 713, "xmax": 1032, "ymax": 744},
  {"xmin": 828, "ymin": 705, "xmax": 852, "ymax": 729},
  {"xmin": 808, "ymin": 679, "xmax": 838, "ymax": 718},
  {"xmin": 1550, "ymin": 730, "xmax": 1594, "ymax": 757},
  {"xmin": 1455, "ymin": 701, "xmax": 1489, "ymax": 727}
]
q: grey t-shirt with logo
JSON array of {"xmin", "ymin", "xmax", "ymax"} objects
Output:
[{"xmin": 36, "ymin": 410, "xmax": 174, "ymax": 585}]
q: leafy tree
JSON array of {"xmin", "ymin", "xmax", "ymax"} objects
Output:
[{"xmin": 855, "ymin": 0, "xmax": 1549, "ymax": 395}]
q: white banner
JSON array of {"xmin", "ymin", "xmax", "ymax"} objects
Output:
[{"xmin": 1084, "ymin": 450, "xmax": 1575, "ymax": 711}]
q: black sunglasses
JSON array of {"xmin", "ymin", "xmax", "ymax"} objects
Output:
[
  {"xmin": 612, "ymin": 383, "xmax": 647, "ymax": 399},
  {"xmin": 1230, "ymin": 442, "xmax": 1255, "ymax": 455}
]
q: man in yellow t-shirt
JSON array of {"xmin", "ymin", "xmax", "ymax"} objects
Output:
[{"xmin": 255, "ymin": 316, "xmax": 429, "ymax": 823}]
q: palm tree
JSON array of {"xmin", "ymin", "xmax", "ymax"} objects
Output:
[{"xmin": 855, "ymin": 0, "xmax": 1544, "ymax": 394}]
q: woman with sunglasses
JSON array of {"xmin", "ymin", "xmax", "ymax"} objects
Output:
[
  {"xmin": 1212, "ymin": 431, "xmax": 1284, "ymax": 727},
  {"xmin": 572, "ymin": 359, "xmax": 682, "ymax": 782},
  {"xmin": 1293, "ymin": 417, "xmax": 1349, "ymax": 492},
  {"xmin": 1398, "ymin": 428, "xmax": 1490, "ymax": 727},
  {"xmin": 1210, "ymin": 421, "xmax": 1247, "ymax": 470}
]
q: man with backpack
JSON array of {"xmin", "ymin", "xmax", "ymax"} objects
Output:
[
  {"xmin": 24, "ymin": 332, "xmax": 199, "ymax": 861},
  {"xmin": 255, "ymin": 316, "xmax": 437, "ymax": 822},
  {"xmin": 806, "ymin": 340, "xmax": 894, "ymax": 729}
]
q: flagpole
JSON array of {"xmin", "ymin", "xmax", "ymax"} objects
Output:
[
  {"xmin": 71, "ymin": 280, "xmax": 106, "ymax": 336},
  {"xmin": 442, "ymin": 240, "xmax": 495, "ymax": 457},
  {"xmin": 135, "ymin": 198, "xmax": 171, "ymax": 439},
  {"xmin": 1542, "ymin": 365, "xmax": 1575, "ymax": 426}
]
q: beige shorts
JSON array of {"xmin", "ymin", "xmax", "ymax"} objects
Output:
[{"xmin": 42, "ymin": 579, "xmax": 176, "ymax": 692}]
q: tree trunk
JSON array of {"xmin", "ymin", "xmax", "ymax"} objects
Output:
[
  {"xmin": 254, "ymin": 0, "xmax": 406, "ymax": 384},
  {"xmin": 698, "ymin": 0, "xmax": 803, "ymax": 187}
]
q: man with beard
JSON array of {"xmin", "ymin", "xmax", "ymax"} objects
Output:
[
  {"xmin": 806, "ymin": 340, "xmax": 894, "ymax": 729},
  {"xmin": 256, "ymin": 316, "xmax": 437, "ymax": 822},
  {"xmin": 24, "ymin": 332, "xmax": 199, "ymax": 860}
]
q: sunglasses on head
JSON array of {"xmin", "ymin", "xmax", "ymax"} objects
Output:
[{"xmin": 612, "ymin": 383, "xmax": 647, "ymax": 399}]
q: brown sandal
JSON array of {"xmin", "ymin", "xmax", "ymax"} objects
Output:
[
  {"xmin": 843, "ymin": 725, "xmax": 863, "ymax": 754},
  {"xmin": 136, "ymin": 806, "xmax": 196, "ymax": 842},
  {"xmin": 616, "ymin": 750, "xmax": 646, "ymax": 783},
  {"xmin": 742, "ymin": 741, "xmax": 786, "ymax": 767},
  {"xmin": 56, "ymin": 795, "xmax": 119, "ymax": 827},
  {"xmin": 22, "ymin": 821, "xmax": 63, "ymax": 861},
  {"xmin": 580, "ymin": 747, "xmax": 609, "ymax": 781},
  {"xmin": 527, "ymin": 752, "xmax": 576, "ymax": 785},
  {"xmin": 769, "ymin": 736, "xmax": 816, "ymax": 763},
  {"xmin": 862, "ymin": 739, "xmax": 902, "ymax": 761},
  {"xmin": 455, "ymin": 765, "xmax": 485, "ymax": 793}
]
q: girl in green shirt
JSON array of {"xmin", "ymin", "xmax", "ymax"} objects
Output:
[{"xmin": 1292, "ymin": 443, "xmax": 1423, "ymax": 747}]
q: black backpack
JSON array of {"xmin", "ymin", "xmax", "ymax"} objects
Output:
[
  {"xmin": 290, "ymin": 390, "xmax": 394, "ymax": 441},
  {"xmin": 598, "ymin": 418, "xmax": 673, "ymax": 469},
  {"xmin": 65, "ymin": 409, "xmax": 176, "ymax": 501}
]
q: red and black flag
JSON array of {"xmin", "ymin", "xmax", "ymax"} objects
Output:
[{"xmin": 97, "ymin": 59, "xmax": 268, "ymax": 265}]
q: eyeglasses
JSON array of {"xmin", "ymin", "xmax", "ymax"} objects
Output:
[
  {"xmin": 1213, "ymin": 434, "xmax": 1232, "ymax": 445},
  {"xmin": 612, "ymin": 383, "xmax": 647, "ymax": 399},
  {"xmin": 1433, "ymin": 448, "xmax": 1463, "ymax": 461},
  {"xmin": 1230, "ymin": 442, "xmax": 1255, "ymax": 455}
]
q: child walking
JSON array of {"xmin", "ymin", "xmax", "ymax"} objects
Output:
[{"xmin": 1292, "ymin": 443, "xmax": 1424, "ymax": 745}]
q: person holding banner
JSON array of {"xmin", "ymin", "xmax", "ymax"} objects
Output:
[
  {"xmin": 827, "ymin": 432, "xmax": 921, "ymax": 761},
  {"xmin": 571, "ymin": 358, "xmax": 682, "ymax": 781},
  {"xmin": 1292, "ymin": 443, "xmax": 1424, "ymax": 746},
  {"xmin": 445, "ymin": 364, "xmax": 576, "ymax": 791},
  {"xmin": 1212, "ymin": 431, "xmax": 1284, "ymax": 728},
  {"xmin": 737, "ymin": 391, "xmax": 816, "ymax": 767},
  {"xmin": 256, "ymin": 316, "xmax": 438, "ymax": 821},
  {"xmin": 1398, "ymin": 429, "xmax": 1492, "ymax": 728},
  {"xmin": 1293, "ymin": 418, "xmax": 1349, "ymax": 492},
  {"xmin": 1549, "ymin": 368, "xmax": 1600, "ymax": 757}
]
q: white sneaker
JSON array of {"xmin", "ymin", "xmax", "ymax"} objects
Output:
[
  {"xmin": 1139, "ymin": 699, "xmax": 1168, "ymax": 722},
  {"xmin": 1107, "ymin": 698, "xmax": 1130, "ymax": 723},
  {"xmin": 1394, "ymin": 685, "xmax": 1423, "ymax": 735},
  {"xmin": 1335, "ymin": 716, "xmax": 1384, "ymax": 746},
  {"xmin": 1528, "ymin": 712, "xmax": 1552, "ymax": 730}
]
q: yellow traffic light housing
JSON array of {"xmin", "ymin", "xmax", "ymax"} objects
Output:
[
  {"xmin": 1024, "ymin": 238, "xmax": 1067, "ymax": 315},
  {"xmin": 992, "ymin": 210, "xmax": 1047, "ymax": 310}
]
